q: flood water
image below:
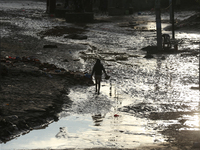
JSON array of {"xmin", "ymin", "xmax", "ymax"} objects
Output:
[{"xmin": 1, "ymin": 1, "xmax": 200, "ymax": 149}]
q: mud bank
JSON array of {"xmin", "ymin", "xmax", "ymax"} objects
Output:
[
  {"xmin": 0, "ymin": 55, "xmax": 93, "ymax": 143},
  {"xmin": 1, "ymin": 1, "xmax": 200, "ymax": 149},
  {"xmin": 0, "ymin": 0, "xmax": 94, "ymax": 142}
]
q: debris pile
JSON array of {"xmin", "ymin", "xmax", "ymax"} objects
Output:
[{"xmin": 0, "ymin": 56, "xmax": 93, "ymax": 85}]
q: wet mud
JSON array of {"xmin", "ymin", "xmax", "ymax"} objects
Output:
[
  {"xmin": 0, "ymin": 55, "xmax": 93, "ymax": 142},
  {"xmin": 0, "ymin": 0, "xmax": 93, "ymax": 143},
  {"xmin": 1, "ymin": 0, "xmax": 200, "ymax": 149},
  {"xmin": 38, "ymin": 26, "xmax": 88, "ymax": 38}
]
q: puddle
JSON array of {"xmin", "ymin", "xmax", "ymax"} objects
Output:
[
  {"xmin": 1, "ymin": 114, "xmax": 164, "ymax": 149},
  {"xmin": 0, "ymin": 1, "xmax": 200, "ymax": 148},
  {"xmin": 2, "ymin": 75, "xmax": 199, "ymax": 149},
  {"xmin": 1, "ymin": 84, "xmax": 166, "ymax": 149}
]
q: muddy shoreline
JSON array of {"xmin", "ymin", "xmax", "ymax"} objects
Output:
[
  {"xmin": 1, "ymin": 0, "xmax": 200, "ymax": 149},
  {"xmin": 0, "ymin": 0, "xmax": 95, "ymax": 142},
  {"xmin": 0, "ymin": 54, "xmax": 93, "ymax": 143}
]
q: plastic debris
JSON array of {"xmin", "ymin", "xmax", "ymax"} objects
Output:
[
  {"xmin": 85, "ymin": 73, "xmax": 91, "ymax": 79},
  {"xmin": 55, "ymin": 70, "xmax": 61, "ymax": 73},
  {"xmin": 114, "ymin": 114, "xmax": 119, "ymax": 117}
]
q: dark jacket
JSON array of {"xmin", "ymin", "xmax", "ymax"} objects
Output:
[{"xmin": 91, "ymin": 60, "xmax": 106, "ymax": 76}]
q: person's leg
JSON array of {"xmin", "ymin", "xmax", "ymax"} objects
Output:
[
  {"xmin": 98, "ymin": 80, "xmax": 101, "ymax": 95},
  {"xmin": 95, "ymin": 78, "xmax": 98, "ymax": 92},
  {"xmin": 95, "ymin": 75, "xmax": 101, "ymax": 94}
]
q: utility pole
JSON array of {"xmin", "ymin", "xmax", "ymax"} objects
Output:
[
  {"xmin": 169, "ymin": 0, "xmax": 172, "ymax": 22},
  {"xmin": 155, "ymin": 0, "xmax": 162, "ymax": 51},
  {"xmin": 191, "ymin": 43, "xmax": 200, "ymax": 90},
  {"xmin": 171, "ymin": 0, "xmax": 175, "ymax": 39},
  {"xmin": 0, "ymin": 23, "xmax": 2, "ymax": 91},
  {"xmin": 199, "ymin": 43, "xmax": 200, "ymax": 89}
]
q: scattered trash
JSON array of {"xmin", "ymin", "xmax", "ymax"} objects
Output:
[
  {"xmin": 55, "ymin": 70, "xmax": 61, "ymax": 73},
  {"xmin": 16, "ymin": 57, "xmax": 21, "ymax": 60},
  {"xmin": 85, "ymin": 73, "xmax": 91, "ymax": 79},
  {"xmin": 114, "ymin": 114, "xmax": 119, "ymax": 117},
  {"xmin": 8, "ymin": 56, "xmax": 16, "ymax": 60}
]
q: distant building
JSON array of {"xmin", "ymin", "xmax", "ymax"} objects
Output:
[
  {"xmin": 94, "ymin": 0, "xmax": 156, "ymax": 16},
  {"xmin": 49, "ymin": 0, "xmax": 198, "ymax": 17}
]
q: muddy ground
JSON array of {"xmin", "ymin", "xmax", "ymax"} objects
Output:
[
  {"xmin": 0, "ymin": 1, "xmax": 200, "ymax": 150},
  {"xmin": 0, "ymin": 54, "xmax": 93, "ymax": 143},
  {"xmin": 0, "ymin": 45, "xmax": 93, "ymax": 143},
  {"xmin": 0, "ymin": 3, "xmax": 93, "ymax": 142}
]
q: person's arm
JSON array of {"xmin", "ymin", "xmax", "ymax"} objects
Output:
[{"xmin": 102, "ymin": 65, "xmax": 107, "ymax": 75}]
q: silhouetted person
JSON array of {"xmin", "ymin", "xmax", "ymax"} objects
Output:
[
  {"xmin": 162, "ymin": 34, "xmax": 171, "ymax": 49},
  {"xmin": 91, "ymin": 59, "xmax": 107, "ymax": 95}
]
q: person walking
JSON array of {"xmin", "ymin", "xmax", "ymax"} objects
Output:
[{"xmin": 91, "ymin": 59, "xmax": 108, "ymax": 95}]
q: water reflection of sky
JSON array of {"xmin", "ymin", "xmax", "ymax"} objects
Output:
[
  {"xmin": 0, "ymin": 1, "xmax": 200, "ymax": 148},
  {"xmin": 4, "ymin": 28, "xmax": 198, "ymax": 150},
  {"xmin": 2, "ymin": 113, "xmax": 165, "ymax": 149}
]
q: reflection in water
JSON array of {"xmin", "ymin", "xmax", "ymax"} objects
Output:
[
  {"xmin": 55, "ymin": 127, "xmax": 79, "ymax": 139},
  {"xmin": 0, "ymin": 1, "xmax": 199, "ymax": 148},
  {"xmin": 92, "ymin": 114, "xmax": 105, "ymax": 126},
  {"xmin": 56, "ymin": 127, "xmax": 69, "ymax": 139}
]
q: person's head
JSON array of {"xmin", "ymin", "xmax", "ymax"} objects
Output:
[{"xmin": 96, "ymin": 59, "xmax": 101, "ymax": 64}]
